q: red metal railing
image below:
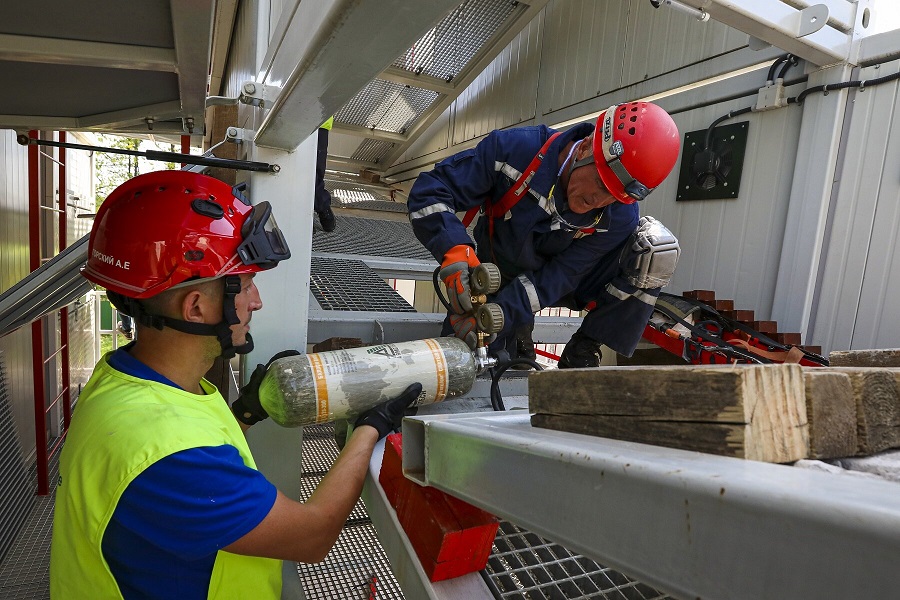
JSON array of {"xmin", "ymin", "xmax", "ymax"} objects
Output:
[{"xmin": 29, "ymin": 130, "xmax": 72, "ymax": 496}]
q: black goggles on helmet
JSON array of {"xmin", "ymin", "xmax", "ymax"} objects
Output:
[{"xmin": 236, "ymin": 201, "xmax": 291, "ymax": 269}]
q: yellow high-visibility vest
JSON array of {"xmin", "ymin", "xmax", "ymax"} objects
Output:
[{"xmin": 50, "ymin": 355, "xmax": 282, "ymax": 599}]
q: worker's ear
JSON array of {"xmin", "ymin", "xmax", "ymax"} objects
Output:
[
  {"xmin": 180, "ymin": 288, "xmax": 219, "ymax": 324},
  {"xmin": 577, "ymin": 134, "xmax": 594, "ymax": 160}
]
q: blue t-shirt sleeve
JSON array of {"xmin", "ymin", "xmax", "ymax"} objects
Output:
[{"xmin": 113, "ymin": 445, "xmax": 277, "ymax": 561}]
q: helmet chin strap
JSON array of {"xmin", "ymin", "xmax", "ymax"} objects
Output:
[{"xmin": 107, "ymin": 275, "xmax": 252, "ymax": 360}]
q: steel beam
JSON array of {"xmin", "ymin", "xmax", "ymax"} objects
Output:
[
  {"xmin": 170, "ymin": 0, "xmax": 215, "ymax": 133},
  {"xmin": 402, "ymin": 412, "xmax": 900, "ymax": 600},
  {"xmin": 254, "ymin": 0, "xmax": 461, "ymax": 150},
  {"xmin": 380, "ymin": 66, "xmax": 458, "ymax": 95},
  {"xmin": 381, "ymin": 0, "xmax": 550, "ymax": 168},
  {"xmin": 331, "ymin": 122, "xmax": 409, "ymax": 144},
  {"xmin": 677, "ymin": 0, "xmax": 861, "ymax": 66},
  {"xmin": 307, "ymin": 310, "xmax": 582, "ymax": 345},
  {"xmin": 0, "ymin": 33, "xmax": 175, "ymax": 71}
]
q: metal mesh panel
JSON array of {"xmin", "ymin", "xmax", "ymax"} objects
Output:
[
  {"xmin": 392, "ymin": 0, "xmax": 518, "ymax": 81},
  {"xmin": 484, "ymin": 521, "xmax": 670, "ymax": 600},
  {"xmin": 325, "ymin": 180, "xmax": 407, "ymax": 213},
  {"xmin": 337, "ymin": 80, "xmax": 438, "ymax": 135},
  {"xmin": 297, "ymin": 423, "xmax": 405, "ymax": 600},
  {"xmin": 312, "ymin": 216, "xmax": 435, "ymax": 262},
  {"xmin": 0, "ymin": 352, "xmax": 34, "ymax": 564},
  {"xmin": 0, "ymin": 444, "xmax": 59, "ymax": 599},
  {"xmin": 310, "ymin": 256, "xmax": 416, "ymax": 312},
  {"xmin": 351, "ymin": 137, "xmax": 399, "ymax": 165}
]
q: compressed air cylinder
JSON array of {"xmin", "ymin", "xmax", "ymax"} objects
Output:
[{"xmin": 258, "ymin": 337, "xmax": 476, "ymax": 427}]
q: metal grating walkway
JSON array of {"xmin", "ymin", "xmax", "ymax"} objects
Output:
[
  {"xmin": 0, "ymin": 449, "xmax": 59, "ymax": 600},
  {"xmin": 312, "ymin": 215, "xmax": 435, "ymax": 262},
  {"xmin": 484, "ymin": 521, "xmax": 668, "ymax": 600},
  {"xmin": 296, "ymin": 423, "xmax": 406, "ymax": 599},
  {"xmin": 310, "ymin": 256, "xmax": 416, "ymax": 312}
]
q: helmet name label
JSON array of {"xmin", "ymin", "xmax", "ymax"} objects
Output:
[{"xmin": 92, "ymin": 249, "xmax": 130, "ymax": 270}]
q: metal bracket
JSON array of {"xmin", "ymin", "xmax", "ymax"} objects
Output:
[
  {"xmin": 225, "ymin": 127, "xmax": 254, "ymax": 144},
  {"xmin": 239, "ymin": 81, "xmax": 282, "ymax": 109},
  {"xmin": 797, "ymin": 4, "xmax": 829, "ymax": 38}
]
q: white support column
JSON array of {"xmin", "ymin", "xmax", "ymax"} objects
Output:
[
  {"xmin": 402, "ymin": 412, "xmax": 900, "ymax": 600},
  {"xmin": 243, "ymin": 133, "xmax": 316, "ymax": 498},
  {"xmin": 771, "ymin": 62, "xmax": 853, "ymax": 337}
]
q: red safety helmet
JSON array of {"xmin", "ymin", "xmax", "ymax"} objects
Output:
[
  {"xmin": 83, "ymin": 170, "xmax": 290, "ymax": 299},
  {"xmin": 573, "ymin": 102, "xmax": 680, "ymax": 204}
]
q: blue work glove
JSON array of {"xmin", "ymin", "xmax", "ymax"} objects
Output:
[
  {"xmin": 232, "ymin": 350, "xmax": 301, "ymax": 425},
  {"xmin": 439, "ymin": 245, "xmax": 481, "ymax": 315},
  {"xmin": 354, "ymin": 383, "xmax": 423, "ymax": 440}
]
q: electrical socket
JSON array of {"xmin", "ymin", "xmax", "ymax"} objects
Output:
[{"xmin": 755, "ymin": 81, "xmax": 787, "ymax": 111}]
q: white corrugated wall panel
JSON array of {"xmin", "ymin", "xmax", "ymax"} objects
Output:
[
  {"xmin": 811, "ymin": 59, "xmax": 900, "ymax": 351},
  {"xmin": 451, "ymin": 14, "xmax": 544, "ymax": 145},
  {"xmin": 647, "ymin": 91, "xmax": 804, "ymax": 316},
  {"xmin": 623, "ymin": 1, "xmax": 747, "ymax": 88},
  {"xmin": 395, "ymin": 106, "xmax": 452, "ymax": 165},
  {"xmin": 0, "ymin": 129, "xmax": 36, "ymax": 459},
  {"xmin": 538, "ymin": 0, "xmax": 628, "ymax": 117}
]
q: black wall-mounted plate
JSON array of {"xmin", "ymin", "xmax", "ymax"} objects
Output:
[{"xmin": 676, "ymin": 121, "xmax": 749, "ymax": 201}]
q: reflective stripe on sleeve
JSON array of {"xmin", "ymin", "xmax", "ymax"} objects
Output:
[
  {"xmin": 517, "ymin": 274, "xmax": 542, "ymax": 313},
  {"xmin": 409, "ymin": 202, "xmax": 454, "ymax": 221}
]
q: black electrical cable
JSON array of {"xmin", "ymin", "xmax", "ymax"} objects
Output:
[
  {"xmin": 489, "ymin": 358, "xmax": 544, "ymax": 412},
  {"xmin": 704, "ymin": 106, "xmax": 753, "ymax": 149},
  {"xmin": 767, "ymin": 53, "xmax": 792, "ymax": 82},
  {"xmin": 776, "ymin": 54, "xmax": 799, "ymax": 80},
  {"xmin": 789, "ymin": 68, "xmax": 900, "ymax": 105}
]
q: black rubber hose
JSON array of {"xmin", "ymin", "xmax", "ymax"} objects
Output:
[
  {"xmin": 432, "ymin": 267, "xmax": 453, "ymax": 312},
  {"xmin": 490, "ymin": 358, "xmax": 544, "ymax": 411}
]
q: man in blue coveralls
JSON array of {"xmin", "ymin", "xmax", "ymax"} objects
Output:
[{"xmin": 408, "ymin": 102, "xmax": 682, "ymax": 367}]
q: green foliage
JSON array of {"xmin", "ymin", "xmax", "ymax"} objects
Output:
[{"xmin": 93, "ymin": 135, "xmax": 180, "ymax": 210}]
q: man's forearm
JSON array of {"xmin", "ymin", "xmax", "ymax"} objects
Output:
[{"xmin": 307, "ymin": 425, "xmax": 379, "ymax": 528}]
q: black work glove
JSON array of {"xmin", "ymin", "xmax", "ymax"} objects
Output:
[
  {"xmin": 354, "ymin": 383, "xmax": 423, "ymax": 440},
  {"xmin": 232, "ymin": 350, "xmax": 301, "ymax": 426}
]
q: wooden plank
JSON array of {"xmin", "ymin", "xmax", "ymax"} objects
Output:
[
  {"xmin": 829, "ymin": 349, "xmax": 900, "ymax": 368},
  {"xmin": 826, "ymin": 367, "xmax": 900, "ymax": 455},
  {"xmin": 802, "ymin": 371, "xmax": 857, "ymax": 459},
  {"xmin": 528, "ymin": 365, "xmax": 808, "ymax": 463}
]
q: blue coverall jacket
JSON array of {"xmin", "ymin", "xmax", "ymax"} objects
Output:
[{"xmin": 408, "ymin": 123, "xmax": 657, "ymax": 357}]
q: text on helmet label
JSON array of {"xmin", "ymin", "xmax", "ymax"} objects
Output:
[{"xmin": 92, "ymin": 249, "xmax": 130, "ymax": 270}]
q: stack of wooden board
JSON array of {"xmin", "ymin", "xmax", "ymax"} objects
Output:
[{"xmin": 529, "ymin": 360, "xmax": 900, "ymax": 463}]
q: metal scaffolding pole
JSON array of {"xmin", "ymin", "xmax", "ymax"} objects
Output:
[{"xmin": 401, "ymin": 411, "xmax": 900, "ymax": 600}]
